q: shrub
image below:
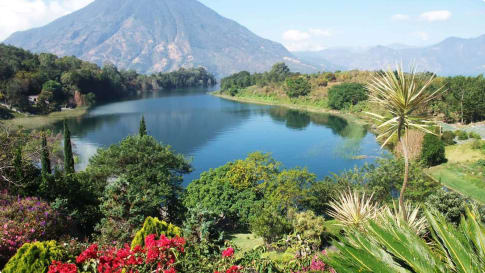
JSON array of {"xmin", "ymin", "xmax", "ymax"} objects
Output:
[
  {"xmin": 291, "ymin": 210, "xmax": 326, "ymax": 249},
  {"xmin": 2, "ymin": 241, "xmax": 65, "ymax": 273},
  {"xmin": 182, "ymin": 206, "xmax": 225, "ymax": 244},
  {"xmin": 426, "ymin": 190, "xmax": 467, "ymax": 225},
  {"xmin": 328, "ymin": 83, "xmax": 367, "ymax": 110},
  {"xmin": 469, "ymin": 131, "xmax": 482, "ymax": 140},
  {"xmin": 131, "ymin": 217, "xmax": 181, "ymax": 248},
  {"xmin": 285, "ymin": 76, "xmax": 311, "ymax": 98},
  {"xmin": 441, "ymin": 131, "xmax": 456, "ymax": 145},
  {"xmin": 456, "ymin": 130, "xmax": 469, "ymax": 140},
  {"xmin": 249, "ymin": 205, "xmax": 292, "ymax": 243},
  {"xmin": 471, "ymin": 139, "xmax": 484, "ymax": 150},
  {"xmin": 0, "ymin": 194, "xmax": 66, "ymax": 267},
  {"xmin": 421, "ymin": 134, "xmax": 447, "ymax": 167},
  {"xmin": 327, "ymin": 190, "xmax": 379, "ymax": 229}
]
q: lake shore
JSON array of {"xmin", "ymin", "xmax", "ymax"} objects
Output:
[
  {"xmin": 2, "ymin": 107, "xmax": 88, "ymax": 130},
  {"xmin": 211, "ymin": 91, "xmax": 370, "ymax": 126}
]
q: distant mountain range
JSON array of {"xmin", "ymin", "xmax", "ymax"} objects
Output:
[
  {"xmin": 3, "ymin": 0, "xmax": 316, "ymax": 77},
  {"xmin": 294, "ymin": 35, "xmax": 485, "ymax": 76}
]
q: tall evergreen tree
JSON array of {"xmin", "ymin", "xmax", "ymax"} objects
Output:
[
  {"xmin": 13, "ymin": 145, "xmax": 23, "ymax": 180},
  {"xmin": 139, "ymin": 115, "xmax": 147, "ymax": 137},
  {"xmin": 63, "ymin": 120, "xmax": 75, "ymax": 174},
  {"xmin": 41, "ymin": 132, "xmax": 51, "ymax": 178}
]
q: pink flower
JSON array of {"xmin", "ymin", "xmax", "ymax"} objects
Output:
[{"xmin": 222, "ymin": 247, "xmax": 234, "ymax": 258}]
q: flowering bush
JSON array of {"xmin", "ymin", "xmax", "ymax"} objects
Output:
[
  {"xmin": 294, "ymin": 250, "xmax": 336, "ymax": 273},
  {"xmin": 0, "ymin": 193, "xmax": 66, "ymax": 266},
  {"xmin": 48, "ymin": 234, "xmax": 186, "ymax": 273},
  {"xmin": 214, "ymin": 247, "xmax": 243, "ymax": 273}
]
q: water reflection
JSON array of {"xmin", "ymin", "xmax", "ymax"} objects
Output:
[{"xmin": 51, "ymin": 88, "xmax": 387, "ymax": 184}]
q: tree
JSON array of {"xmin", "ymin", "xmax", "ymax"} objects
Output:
[
  {"xmin": 13, "ymin": 145, "xmax": 23, "ymax": 181},
  {"xmin": 328, "ymin": 83, "xmax": 368, "ymax": 110},
  {"xmin": 421, "ymin": 134, "xmax": 446, "ymax": 167},
  {"xmin": 139, "ymin": 115, "xmax": 147, "ymax": 137},
  {"xmin": 40, "ymin": 132, "xmax": 51, "ymax": 183},
  {"xmin": 87, "ymin": 135, "xmax": 191, "ymax": 228},
  {"xmin": 285, "ymin": 76, "xmax": 311, "ymax": 98},
  {"xmin": 268, "ymin": 63, "xmax": 291, "ymax": 82},
  {"xmin": 63, "ymin": 120, "xmax": 75, "ymax": 174},
  {"xmin": 366, "ymin": 66, "xmax": 444, "ymax": 220}
]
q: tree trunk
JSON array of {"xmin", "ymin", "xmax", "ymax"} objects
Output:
[
  {"xmin": 399, "ymin": 135, "xmax": 409, "ymax": 221},
  {"xmin": 461, "ymin": 91, "xmax": 465, "ymax": 124}
]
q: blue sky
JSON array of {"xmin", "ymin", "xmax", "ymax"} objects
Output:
[
  {"xmin": 1, "ymin": 0, "xmax": 485, "ymax": 51},
  {"xmin": 199, "ymin": 0, "xmax": 485, "ymax": 50}
]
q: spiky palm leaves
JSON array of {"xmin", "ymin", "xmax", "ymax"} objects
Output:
[
  {"xmin": 366, "ymin": 66, "xmax": 444, "ymax": 220},
  {"xmin": 382, "ymin": 201, "xmax": 428, "ymax": 236},
  {"xmin": 324, "ymin": 208, "xmax": 485, "ymax": 273},
  {"xmin": 327, "ymin": 190, "xmax": 380, "ymax": 228}
]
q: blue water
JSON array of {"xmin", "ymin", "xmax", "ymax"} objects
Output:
[{"xmin": 55, "ymin": 88, "xmax": 387, "ymax": 185}]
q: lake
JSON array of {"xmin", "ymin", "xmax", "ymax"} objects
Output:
[{"xmin": 54, "ymin": 88, "xmax": 388, "ymax": 185}]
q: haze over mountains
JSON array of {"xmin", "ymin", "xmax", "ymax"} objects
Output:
[
  {"xmin": 3, "ymin": 0, "xmax": 485, "ymax": 77},
  {"xmin": 3, "ymin": 0, "xmax": 314, "ymax": 77},
  {"xmin": 294, "ymin": 34, "xmax": 485, "ymax": 76}
]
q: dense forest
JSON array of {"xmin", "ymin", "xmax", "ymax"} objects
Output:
[
  {"xmin": 0, "ymin": 44, "xmax": 216, "ymax": 115},
  {"xmin": 221, "ymin": 63, "xmax": 485, "ymax": 124}
]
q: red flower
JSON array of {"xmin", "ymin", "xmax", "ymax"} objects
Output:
[
  {"xmin": 48, "ymin": 261, "xmax": 77, "ymax": 273},
  {"xmin": 76, "ymin": 244, "xmax": 98, "ymax": 263},
  {"xmin": 221, "ymin": 247, "xmax": 234, "ymax": 258},
  {"xmin": 226, "ymin": 265, "xmax": 243, "ymax": 273}
]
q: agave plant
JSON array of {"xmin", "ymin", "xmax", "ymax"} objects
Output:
[
  {"xmin": 366, "ymin": 66, "xmax": 444, "ymax": 220},
  {"xmin": 327, "ymin": 190, "xmax": 380, "ymax": 228},
  {"xmin": 381, "ymin": 201, "xmax": 428, "ymax": 236},
  {"xmin": 324, "ymin": 207, "xmax": 485, "ymax": 273}
]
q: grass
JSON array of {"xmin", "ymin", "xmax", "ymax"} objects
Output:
[
  {"xmin": 3, "ymin": 107, "xmax": 88, "ymax": 130},
  {"xmin": 427, "ymin": 142, "xmax": 485, "ymax": 204},
  {"xmin": 228, "ymin": 233, "xmax": 264, "ymax": 253}
]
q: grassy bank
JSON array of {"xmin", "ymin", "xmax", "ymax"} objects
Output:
[
  {"xmin": 2, "ymin": 107, "xmax": 88, "ymax": 130},
  {"xmin": 211, "ymin": 90, "xmax": 368, "ymax": 125},
  {"xmin": 427, "ymin": 142, "xmax": 485, "ymax": 204}
]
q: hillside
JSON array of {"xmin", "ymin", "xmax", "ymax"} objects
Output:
[
  {"xmin": 3, "ymin": 0, "xmax": 315, "ymax": 77},
  {"xmin": 294, "ymin": 34, "xmax": 485, "ymax": 76}
]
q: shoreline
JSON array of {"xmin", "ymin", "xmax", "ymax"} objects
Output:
[
  {"xmin": 210, "ymin": 91, "xmax": 370, "ymax": 126},
  {"xmin": 2, "ymin": 107, "xmax": 88, "ymax": 130}
]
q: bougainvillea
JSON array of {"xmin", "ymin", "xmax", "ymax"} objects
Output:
[
  {"xmin": 0, "ymin": 193, "xmax": 66, "ymax": 266},
  {"xmin": 48, "ymin": 234, "xmax": 186, "ymax": 273}
]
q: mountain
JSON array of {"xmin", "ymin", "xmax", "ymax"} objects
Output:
[
  {"xmin": 3, "ymin": 0, "xmax": 316, "ymax": 77},
  {"xmin": 294, "ymin": 35, "xmax": 485, "ymax": 76}
]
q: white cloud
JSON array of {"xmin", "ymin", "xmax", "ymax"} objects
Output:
[
  {"xmin": 391, "ymin": 14, "xmax": 410, "ymax": 21},
  {"xmin": 282, "ymin": 30, "xmax": 311, "ymax": 41},
  {"xmin": 419, "ymin": 10, "xmax": 452, "ymax": 22},
  {"xmin": 414, "ymin": 31, "xmax": 429, "ymax": 41},
  {"xmin": 308, "ymin": 28, "xmax": 332, "ymax": 37},
  {"xmin": 0, "ymin": 0, "xmax": 94, "ymax": 41}
]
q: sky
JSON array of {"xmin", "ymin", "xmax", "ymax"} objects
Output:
[{"xmin": 1, "ymin": 0, "xmax": 485, "ymax": 51}]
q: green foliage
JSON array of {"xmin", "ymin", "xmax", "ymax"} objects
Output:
[
  {"xmin": 2, "ymin": 241, "xmax": 65, "ymax": 273},
  {"xmin": 139, "ymin": 115, "xmax": 147, "ymax": 137},
  {"xmin": 184, "ymin": 152, "xmax": 278, "ymax": 231},
  {"xmin": 469, "ymin": 131, "xmax": 482, "ymax": 140},
  {"xmin": 441, "ymin": 130, "xmax": 456, "ymax": 145},
  {"xmin": 131, "ymin": 217, "xmax": 181, "ymax": 248},
  {"xmin": 249, "ymin": 204, "xmax": 292, "ymax": 243},
  {"xmin": 40, "ymin": 132, "xmax": 51, "ymax": 184},
  {"xmin": 88, "ymin": 135, "xmax": 190, "ymax": 242},
  {"xmin": 456, "ymin": 130, "xmax": 469, "ymax": 140},
  {"xmin": 182, "ymin": 206, "xmax": 225, "ymax": 245},
  {"xmin": 421, "ymin": 134, "xmax": 447, "ymax": 167},
  {"xmin": 285, "ymin": 76, "xmax": 311, "ymax": 98},
  {"xmin": 328, "ymin": 82, "xmax": 367, "ymax": 110},
  {"xmin": 291, "ymin": 210, "xmax": 326, "ymax": 249},
  {"xmin": 324, "ymin": 208, "xmax": 485, "ymax": 273},
  {"xmin": 63, "ymin": 120, "xmax": 75, "ymax": 174},
  {"xmin": 426, "ymin": 190, "xmax": 468, "ymax": 225},
  {"xmin": 471, "ymin": 139, "xmax": 485, "ymax": 150}
]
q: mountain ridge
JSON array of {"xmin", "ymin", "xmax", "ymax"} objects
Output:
[{"xmin": 4, "ymin": 0, "xmax": 316, "ymax": 77}]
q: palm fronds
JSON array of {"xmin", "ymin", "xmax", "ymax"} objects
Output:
[
  {"xmin": 381, "ymin": 201, "xmax": 428, "ymax": 236},
  {"xmin": 327, "ymin": 190, "xmax": 380, "ymax": 228}
]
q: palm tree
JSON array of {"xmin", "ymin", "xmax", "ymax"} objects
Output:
[{"xmin": 366, "ymin": 66, "xmax": 444, "ymax": 220}]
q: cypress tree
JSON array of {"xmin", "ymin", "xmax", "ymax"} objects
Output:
[
  {"xmin": 139, "ymin": 115, "xmax": 147, "ymax": 137},
  {"xmin": 63, "ymin": 120, "xmax": 75, "ymax": 174},
  {"xmin": 41, "ymin": 132, "xmax": 51, "ymax": 178},
  {"xmin": 13, "ymin": 145, "xmax": 23, "ymax": 180}
]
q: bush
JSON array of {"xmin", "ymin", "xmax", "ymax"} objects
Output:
[
  {"xmin": 456, "ymin": 130, "xmax": 469, "ymax": 140},
  {"xmin": 249, "ymin": 205, "xmax": 292, "ymax": 243},
  {"xmin": 469, "ymin": 132, "xmax": 482, "ymax": 140},
  {"xmin": 2, "ymin": 241, "xmax": 65, "ymax": 273},
  {"xmin": 426, "ymin": 190, "xmax": 467, "ymax": 225},
  {"xmin": 182, "ymin": 206, "xmax": 225, "ymax": 244},
  {"xmin": 131, "ymin": 217, "xmax": 181, "ymax": 248},
  {"xmin": 285, "ymin": 76, "xmax": 311, "ymax": 98},
  {"xmin": 421, "ymin": 134, "xmax": 447, "ymax": 167},
  {"xmin": 441, "ymin": 131, "xmax": 456, "ymax": 145},
  {"xmin": 0, "ymin": 194, "xmax": 67, "ymax": 267},
  {"xmin": 291, "ymin": 210, "xmax": 326, "ymax": 249},
  {"xmin": 328, "ymin": 83, "xmax": 367, "ymax": 110},
  {"xmin": 471, "ymin": 139, "xmax": 484, "ymax": 150}
]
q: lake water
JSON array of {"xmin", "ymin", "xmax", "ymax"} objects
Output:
[{"xmin": 54, "ymin": 88, "xmax": 388, "ymax": 185}]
